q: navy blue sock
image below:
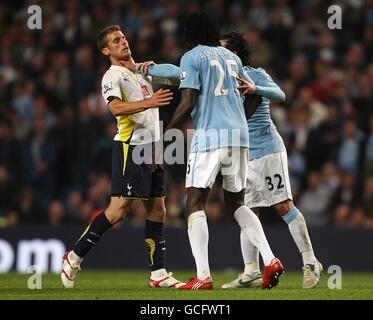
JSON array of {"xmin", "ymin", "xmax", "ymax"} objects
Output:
[
  {"xmin": 145, "ymin": 220, "xmax": 166, "ymax": 271},
  {"xmin": 74, "ymin": 212, "xmax": 112, "ymax": 258}
]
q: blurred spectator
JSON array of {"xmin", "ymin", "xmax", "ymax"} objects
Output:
[
  {"xmin": 0, "ymin": 120, "xmax": 21, "ymax": 181},
  {"xmin": 337, "ymin": 118, "xmax": 365, "ymax": 174},
  {"xmin": 48, "ymin": 200, "xmax": 66, "ymax": 227},
  {"xmin": 365, "ymin": 115, "xmax": 373, "ymax": 177},
  {"xmin": 21, "ymin": 117, "xmax": 56, "ymax": 200},
  {"xmin": 0, "ymin": 210, "xmax": 19, "ymax": 228},
  {"xmin": 247, "ymin": 0, "xmax": 269, "ymax": 31},
  {"xmin": 329, "ymin": 170, "xmax": 360, "ymax": 213},
  {"xmin": 295, "ymin": 86, "xmax": 328, "ymax": 129},
  {"xmin": 0, "ymin": 165, "xmax": 16, "ymax": 213},
  {"xmin": 66, "ymin": 191, "xmax": 83, "ymax": 221},
  {"xmin": 285, "ymin": 134, "xmax": 306, "ymax": 190},
  {"xmin": 297, "ymin": 171, "xmax": 332, "ymax": 226},
  {"xmin": 350, "ymin": 207, "xmax": 368, "ymax": 228},
  {"xmin": 332, "ymin": 203, "xmax": 351, "ymax": 227},
  {"xmin": 321, "ymin": 162, "xmax": 340, "ymax": 193},
  {"xmin": 363, "ymin": 178, "xmax": 373, "ymax": 218},
  {"xmin": 130, "ymin": 201, "xmax": 148, "ymax": 227},
  {"xmin": 165, "ymin": 183, "xmax": 185, "ymax": 227},
  {"xmin": 205, "ymin": 200, "xmax": 224, "ymax": 222},
  {"xmin": 305, "ymin": 106, "xmax": 340, "ymax": 170},
  {"xmin": 17, "ymin": 189, "xmax": 46, "ymax": 224}
]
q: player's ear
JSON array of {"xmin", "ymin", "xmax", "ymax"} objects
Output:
[{"xmin": 102, "ymin": 47, "xmax": 110, "ymax": 56}]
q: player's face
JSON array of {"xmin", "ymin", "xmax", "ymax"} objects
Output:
[{"xmin": 105, "ymin": 31, "xmax": 132, "ymax": 61}]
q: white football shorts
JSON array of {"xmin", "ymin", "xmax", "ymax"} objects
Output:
[
  {"xmin": 186, "ymin": 147, "xmax": 248, "ymax": 193},
  {"xmin": 244, "ymin": 150, "xmax": 293, "ymax": 208}
]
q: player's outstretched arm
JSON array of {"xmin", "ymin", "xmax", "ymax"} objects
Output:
[
  {"xmin": 256, "ymin": 83, "xmax": 285, "ymax": 102},
  {"xmin": 138, "ymin": 62, "xmax": 181, "ymax": 86},
  {"xmin": 136, "ymin": 62, "xmax": 180, "ymax": 79},
  {"xmin": 107, "ymin": 89, "xmax": 173, "ymax": 116},
  {"xmin": 147, "ymin": 64, "xmax": 181, "ymax": 79},
  {"xmin": 237, "ymin": 73, "xmax": 285, "ymax": 103},
  {"xmin": 165, "ymin": 88, "xmax": 197, "ymax": 130}
]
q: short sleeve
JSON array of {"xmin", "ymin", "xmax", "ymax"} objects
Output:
[
  {"xmin": 101, "ymin": 71, "xmax": 122, "ymax": 105},
  {"xmin": 254, "ymin": 68, "xmax": 276, "ymax": 87},
  {"xmin": 179, "ymin": 53, "xmax": 200, "ymax": 91}
]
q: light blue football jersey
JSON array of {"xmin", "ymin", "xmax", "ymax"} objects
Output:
[
  {"xmin": 179, "ymin": 45, "xmax": 249, "ymax": 152},
  {"xmin": 243, "ymin": 66, "xmax": 286, "ymax": 160}
]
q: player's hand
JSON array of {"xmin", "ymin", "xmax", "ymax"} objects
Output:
[
  {"xmin": 148, "ymin": 88, "xmax": 173, "ymax": 108},
  {"xmin": 140, "ymin": 61, "xmax": 156, "ymax": 75},
  {"xmin": 236, "ymin": 75, "xmax": 257, "ymax": 95}
]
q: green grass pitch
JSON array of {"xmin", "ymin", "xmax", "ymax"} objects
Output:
[{"xmin": 0, "ymin": 270, "xmax": 373, "ymax": 300}]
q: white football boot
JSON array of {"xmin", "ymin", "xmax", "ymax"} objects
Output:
[
  {"xmin": 303, "ymin": 260, "xmax": 323, "ymax": 289},
  {"xmin": 61, "ymin": 251, "xmax": 82, "ymax": 288},
  {"xmin": 149, "ymin": 272, "xmax": 186, "ymax": 288},
  {"xmin": 222, "ymin": 272, "xmax": 262, "ymax": 289}
]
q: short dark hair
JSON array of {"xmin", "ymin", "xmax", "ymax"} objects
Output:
[
  {"xmin": 221, "ymin": 31, "xmax": 251, "ymax": 67},
  {"xmin": 184, "ymin": 11, "xmax": 220, "ymax": 48},
  {"xmin": 97, "ymin": 25, "xmax": 122, "ymax": 50}
]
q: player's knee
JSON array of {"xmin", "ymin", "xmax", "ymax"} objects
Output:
[
  {"xmin": 275, "ymin": 200, "xmax": 294, "ymax": 216},
  {"xmin": 106, "ymin": 199, "xmax": 131, "ymax": 224},
  {"xmin": 105, "ymin": 208, "xmax": 127, "ymax": 224},
  {"xmin": 229, "ymin": 201, "xmax": 245, "ymax": 214},
  {"xmin": 187, "ymin": 201, "xmax": 204, "ymax": 216},
  {"xmin": 149, "ymin": 206, "xmax": 166, "ymax": 220},
  {"xmin": 186, "ymin": 194, "xmax": 205, "ymax": 215}
]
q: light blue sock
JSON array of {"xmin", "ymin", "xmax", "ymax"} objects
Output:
[
  {"xmin": 282, "ymin": 207, "xmax": 316, "ymax": 265},
  {"xmin": 282, "ymin": 207, "xmax": 300, "ymax": 224}
]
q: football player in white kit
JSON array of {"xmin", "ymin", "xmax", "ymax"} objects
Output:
[{"xmin": 61, "ymin": 25, "xmax": 184, "ymax": 289}]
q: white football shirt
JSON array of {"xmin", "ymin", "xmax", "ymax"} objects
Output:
[{"xmin": 101, "ymin": 65, "xmax": 160, "ymax": 144}]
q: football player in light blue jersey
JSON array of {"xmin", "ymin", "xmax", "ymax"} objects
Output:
[
  {"xmin": 159, "ymin": 12, "xmax": 284, "ymax": 290},
  {"xmin": 220, "ymin": 31, "xmax": 323, "ymax": 289}
]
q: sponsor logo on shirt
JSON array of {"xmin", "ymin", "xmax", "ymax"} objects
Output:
[{"xmin": 141, "ymin": 85, "xmax": 150, "ymax": 97}]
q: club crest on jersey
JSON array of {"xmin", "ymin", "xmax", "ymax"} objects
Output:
[
  {"xmin": 180, "ymin": 71, "xmax": 187, "ymax": 80},
  {"xmin": 103, "ymin": 82, "xmax": 113, "ymax": 94},
  {"xmin": 141, "ymin": 85, "xmax": 150, "ymax": 97},
  {"xmin": 126, "ymin": 183, "xmax": 133, "ymax": 196}
]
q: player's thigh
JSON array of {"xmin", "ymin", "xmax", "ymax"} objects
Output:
[
  {"xmin": 223, "ymin": 189, "xmax": 245, "ymax": 214},
  {"xmin": 245, "ymin": 151, "xmax": 292, "ymax": 208},
  {"xmin": 185, "ymin": 150, "xmax": 221, "ymax": 190},
  {"xmin": 111, "ymin": 141, "xmax": 153, "ymax": 199},
  {"xmin": 221, "ymin": 147, "xmax": 248, "ymax": 193},
  {"xmin": 185, "ymin": 187, "xmax": 210, "ymax": 216}
]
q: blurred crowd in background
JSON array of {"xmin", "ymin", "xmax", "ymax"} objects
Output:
[{"xmin": 0, "ymin": 0, "xmax": 373, "ymax": 229}]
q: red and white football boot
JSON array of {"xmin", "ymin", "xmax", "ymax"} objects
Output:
[
  {"xmin": 61, "ymin": 251, "xmax": 82, "ymax": 288},
  {"xmin": 262, "ymin": 258, "xmax": 284, "ymax": 289},
  {"xmin": 148, "ymin": 272, "xmax": 185, "ymax": 288},
  {"xmin": 178, "ymin": 276, "xmax": 213, "ymax": 290}
]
